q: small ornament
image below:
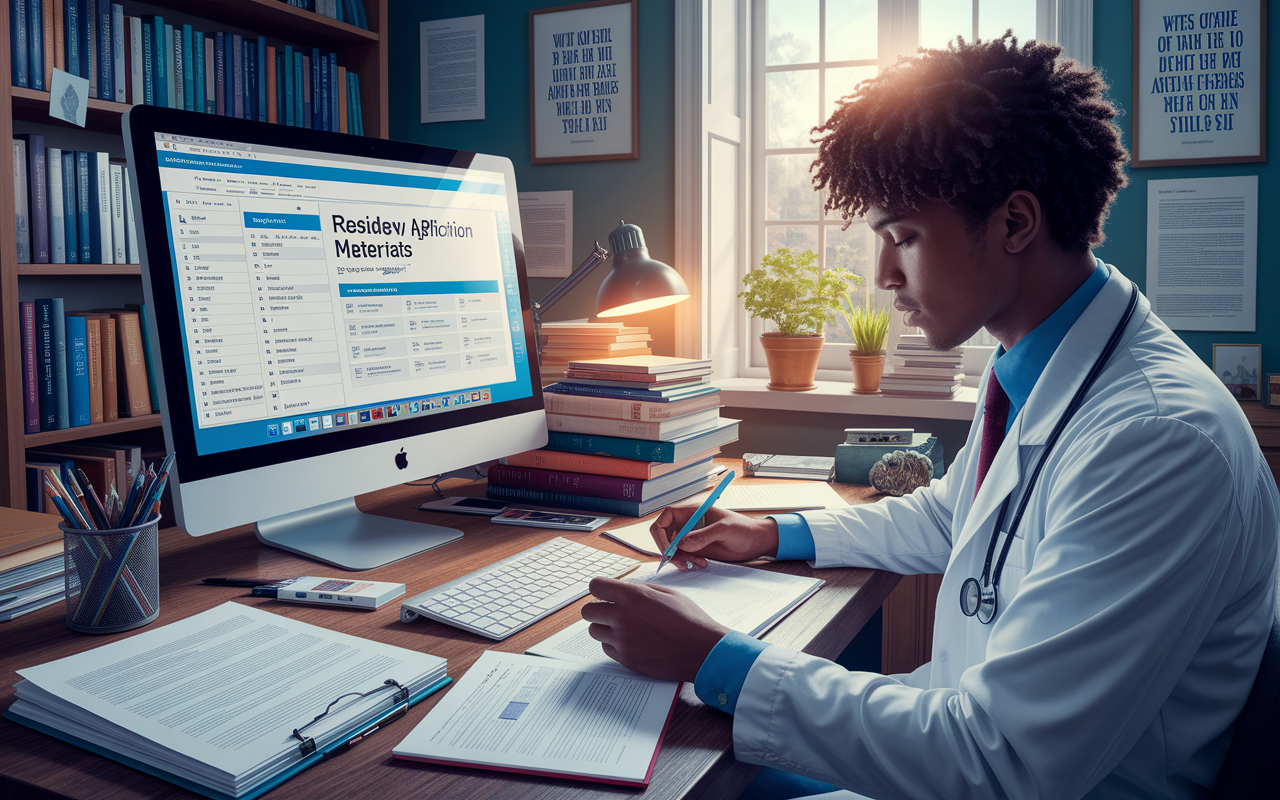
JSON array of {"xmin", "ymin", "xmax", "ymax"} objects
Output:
[{"xmin": 868, "ymin": 449, "xmax": 935, "ymax": 496}]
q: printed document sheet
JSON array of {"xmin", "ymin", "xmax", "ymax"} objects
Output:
[
  {"xmin": 527, "ymin": 561, "xmax": 823, "ymax": 669},
  {"xmin": 393, "ymin": 650, "xmax": 678, "ymax": 786}
]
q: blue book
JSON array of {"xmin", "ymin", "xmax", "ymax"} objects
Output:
[
  {"xmin": 193, "ymin": 31, "xmax": 204, "ymax": 113},
  {"xmin": 164, "ymin": 23, "xmax": 174, "ymax": 108},
  {"xmin": 244, "ymin": 38, "xmax": 255, "ymax": 121},
  {"xmin": 353, "ymin": 71, "xmax": 363, "ymax": 135},
  {"xmin": 283, "ymin": 45, "xmax": 294, "ymax": 125},
  {"xmin": 543, "ymin": 418, "xmax": 741, "ymax": 463},
  {"xmin": 214, "ymin": 33, "xmax": 225, "ymax": 115},
  {"xmin": 85, "ymin": 0, "xmax": 96, "ymax": 97},
  {"xmin": 50, "ymin": 298, "xmax": 69, "ymax": 430},
  {"xmin": 354, "ymin": 0, "xmax": 368, "ymax": 30},
  {"xmin": 232, "ymin": 34, "xmax": 243, "ymax": 118},
  {"xmin": 181, "ymin": 24, "xmax": 193, "ymax": 110},
  {"xmin": 11, "ymin": 0, "xmax": 30, "ymax": 88},
  {"xmin": 66, "ymin": 316, "xmax": 90, "ymax": 427},
  {"xmin": 29, "ymin": 0, "xmax": 45, "ymax": 91},
  {"xmin": 257, "ymin": 36, "xmax": 267, "ymax": 122},
  {"xmin": 225, "ymin": 34, "xmax": 235, "ymax": 116},
  {"xmin": 329, "ymin": 53, "xmax": 338, "ymax": 132},
  {"xmin": 16, "ymin": 134, "xmax": 49, "ymax": 264},
  {"xmin": 296, "ymin": 52, "xmax": 307, "ymax": 129},
  {"xmin": 75, "ymin": 152, "xmax": 91, "ymax": 263},
  {"xmin": 62, "ymin": 151, "xmax": 78, "ymax": 264},
  {"xmin": 311, "ymin": 48, "xmax": 321, "ymax": 129},
  {"xmin": 145, "ymin": 15, "xmax": 165, "ymax": 107},
  {"xmin": 97, "ymin": 1, "xmax": 112, "ymax": 99},
  {"xmin": 320, "ymin": 50, "xmax": 329, "ymax": 131},
  {"xmin": 64, "ymin": 0, "xmax": 80, "ymax": 78},
  {"xmin": 348, "ymin": 72, "xmax": 356, "ymax": 135},
  {"xmin": 140, "ymin": 17, "xmax": 153, "ymax": 104},
  {"xmin": 35, "ymin": 299, "xmax": 56, "ymax": 431}
]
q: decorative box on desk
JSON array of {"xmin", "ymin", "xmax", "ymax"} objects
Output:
[{"xmin": 835, "ymin": 433, "xmax": 943, "ymax": 486}]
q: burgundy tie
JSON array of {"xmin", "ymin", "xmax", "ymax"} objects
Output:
[{"xmin": 974, "ymin": 368, "xmax": 1010, "ymax": 497}]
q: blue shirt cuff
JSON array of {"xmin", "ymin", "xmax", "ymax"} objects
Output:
[
  {"xmin": 770, "ymin": 513, "xmax": 817, "ymax": 561},
  {"xmin": 694, "ymin": 630, "xmax": 770, "ymax": 714}
]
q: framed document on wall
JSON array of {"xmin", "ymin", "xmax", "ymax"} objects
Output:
[
  {"xmin": 529, "ymin": 0, "xmax": 638, "ymax": 164},
  {"xmin": 1133, "ymin": 0, "xmax": 1267, "ymax": 167}
]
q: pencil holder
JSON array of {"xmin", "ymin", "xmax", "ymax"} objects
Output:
[{"xmin": 60, "ymin": 517, "xmax": 161, "ymax": 634}]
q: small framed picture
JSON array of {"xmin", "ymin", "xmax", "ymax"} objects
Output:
[
  {"xmin": 1268, "ymin": 374, "xmax": 1280, "ymax": 408},
  {"xmin": 1213, "ymin": 343, "xmax": 1262, "ymax": 401}
]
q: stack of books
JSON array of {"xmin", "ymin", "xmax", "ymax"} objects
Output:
[
  {"xmin": 490, "ymin": 355, "xmax": 740, "ymax": 517},
  {"xmin": 879, "ymin": 335, "xmax": 964, "ymax": 398},
  {"xmin": 12, "ymin": 136, "xmax": 140, "ymax": 265},
  {"xmin": 0, "ymin": 507, "xmax": 65, "ymax": 622},
  {"xmin": 538, "ymin": 321, "xmax": 652, "ymax": 384},
  {"xmin": 19, "ymin": 300, "xmax": 158, "ymax": 433},
  {"xmin": 7, "ymin": 5, "xmax": 365, "ymax": 133}
]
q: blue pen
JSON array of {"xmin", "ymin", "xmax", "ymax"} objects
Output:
[{"xmin": 652, "ymin": 470, "xmax": 736, "ymax": 579}]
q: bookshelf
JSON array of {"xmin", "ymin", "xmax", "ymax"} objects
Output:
[{"xmin": 0, "ymin": 0, "xmax": 390, "ymax": 509}]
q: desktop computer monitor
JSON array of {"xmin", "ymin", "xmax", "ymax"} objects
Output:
[{"xmin": 122, "ymin": 106, "xmax": 546, "ymax": 570}]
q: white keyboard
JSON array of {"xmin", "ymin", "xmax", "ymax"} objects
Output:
[{"xmin": 399, "ymin": 538, "xmax": 640, "ymax": 640}]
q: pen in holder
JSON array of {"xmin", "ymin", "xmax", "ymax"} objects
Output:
[{"xmin": 61, "ymin": 516, "xmax": 161, "ymax": 634}]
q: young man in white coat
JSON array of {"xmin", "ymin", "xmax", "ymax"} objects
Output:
[{"xmin": 583, "ymin": 34, "xmax": 1280, "ymax": 800}]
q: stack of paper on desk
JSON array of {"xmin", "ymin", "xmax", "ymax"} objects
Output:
[{"xmin": 4, "ymin": 603, "xmax": 450, "ymax": 800}]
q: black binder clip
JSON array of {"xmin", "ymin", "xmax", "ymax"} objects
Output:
[{"xmin": 291, "ymin": 678, "xmax": 408, "ymax": 757}]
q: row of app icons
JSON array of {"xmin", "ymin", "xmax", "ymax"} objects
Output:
[{"xmin": 264, "ymin": 388, "xmax": 493, "ymax": 438}]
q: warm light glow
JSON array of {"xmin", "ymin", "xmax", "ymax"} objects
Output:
[{"xmin": 597, "ymin": 294, "xmax": 689, "ymax": 317}]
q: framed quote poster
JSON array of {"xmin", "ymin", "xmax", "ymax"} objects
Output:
[
  {"xmin": 1133, "ymin": 1, "xmax": 1267, "ymax": 167},
  {"xmin": 529, "ymin": 0, "xmax": 637, "ymax": 164}
]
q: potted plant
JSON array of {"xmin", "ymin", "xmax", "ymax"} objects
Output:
[
  {"xmin": 739, "ymin": 248, "xmax": 859, "ymax": 391},
  {"xmin": 838, "ymin": 295, "xmax": 891, "ymax": 394}
]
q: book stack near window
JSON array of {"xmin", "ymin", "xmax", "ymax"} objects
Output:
[
  {"xmin": 537, "ymin": 321, "xmax": 652, "ymax": 384},
  {"xmin": 0, "ymin": 507, "xmax": 66, "ymax": 622},
  {"xmin": 879, "ymin": 334, "xmax": 964, "ymax": 398},
  {"xmin": 490, "ymin": 356, "xmax": 740, "ymax": 517}
]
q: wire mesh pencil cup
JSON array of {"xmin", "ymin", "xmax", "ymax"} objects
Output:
[{"xmin": 61, "ymin": 517, "xmax": 161, "ymax": 634}]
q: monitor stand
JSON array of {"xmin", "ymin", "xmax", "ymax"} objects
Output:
[{"xmin": 254, "ymin": 497, "xmax": 462, "ymax": 571}]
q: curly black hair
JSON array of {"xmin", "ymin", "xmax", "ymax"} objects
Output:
[{"xmin": 811, "ymin": 34, "xmax": 1129, "ymax": 253}]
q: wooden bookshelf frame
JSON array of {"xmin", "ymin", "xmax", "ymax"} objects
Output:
[{"xmin": 1, "ymin": 1, "xmax": 389, "ymax": 509}]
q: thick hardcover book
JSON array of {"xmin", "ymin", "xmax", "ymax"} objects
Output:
[
  {"xmin": 164, "ymin": 23, "xmax": 175, "ymax": 107},
  {"xmin": 16, "ymin": 135, "xmax": 49, "ymax": 264},
  {"xmin": 545, "ymin": 407, "xmax": 721, "ymax": 442},
  {"xmin": 125, "ymin": 303, "xmax": 158, "ymax": 411},
  {"xmin": 74, "ymin": 314, "xmax": 117, "ymax": 421},
  {"xmin": 172, "ymin": 23, "xmax": 184, "ymax": 110},
  {"xmin": 203, "ymin": 35, "xmax": 214, "ymax": 112},
  {"xmin": 106, "ymin": 310, "xmax": 150, "ymax": 417},
  {"xmin": 47, "ymin": 147, "xmax": 65, "ymax": 264},
  {"xmin": 181, "ymin": 24, "xmax": 193, "ymax": 110},
  {"xmin": 487, "ymin": 471, "xmax": 718, "ymax": 518},
  {"xmin": 89, "ymin": 152, "xmax": 110, "ymax": 263},
  {"xmin": 77, "ymin": 316, "xmax": 104, "ymax": 423},
  {"xmin": 488, "ymin": 458, "xmax": 718, "ymax": 503},
  {"xmin": 66, "ymin": 315, "xmax": 90, "ymax": 427},
  {"xmin": 50, "ymin": 298, "xmax": 70, "ymax": 429},
  {"xmin": 85, "ymin": 0, "xmax": 96, "ymax": 95},
  {"xmin": 193, "ymin": 32, "xmax": 204, "ymax": 115},
  {"xmin": 128, "ymin": 13, "xmax": 141, "ymax": 103},
  {"xmin": 109, "ymin": 162, "xmax": 125, "ymax": 264},
  {"xmin": 12, "ymin": 0, "xmax": 30, "ymax": 88},
  {"xmin": 319, "ymin": 48, "xmax": 329, "ymax": 131},
  {"xmin": 231, "ymin": 33, "xmax": 243, "ymax": 118},
  {"xmin": 144, "ymin": 14, "xmax": 163, "ymax": 106},
  {"xmin": 544, "ymin": 418, "xmax": 741, "ymax": 463},
  {"xmin": 35, "ymin": 299, "xmax": 56, "ymax": 430},
  {"xmin": 568, "ymin": 355, "xmax": 712, "ymax": 375},
  {"xmin": 543, "ymin": 383, "xmax": 719, "ymax": 403},
  {"xmin": 29, "ymin": 0, "xmax": 44, "ymax": 90},
  {"xmin": 214, "ymin": 33, "xmax": 224, "ymax": 115},
  {"xmin": 139, "ymin": 16, "xmax": 152, "ymax": 104},
  {"xmin": 501, "ymin": 445, "xmax": 723, "ymax": 481},
  {"xmin": 124, "ymin": 178, "xmax": 138, "ymax": 263},
  {"xmin": 244, "ymin": 38, "xmax": 256, "ymax": 121},
  {"xmin": 111, "ymin": 3, "xmax": 123, "ymax": 101},
  {"xmin": 64, "ymin": 0, "xmax": 79, "ymax": 77},
  {"xmin": 352, "ymin": 71, "xmax": 363, "ymax": 135},
  {"xmin": 283, "ymin": 44, "xmax": 294, "ymax": 125},
  {"xmin": 302, "ymin": 52, "xmax": 312, "ymax": 128},
  {"xmin": 75, "ymin": 151, "xmax": 91, "ymax": 262},
  {"xmin": 62, "ymin": 151, "xmax": 77, "ymax": 263},
  {"xmin": 543, "ymin": 390, "xmax": 722, "ymax": 421},
  {"xmin": 13, "ymin": 140, "xmax": 30, "ymax": 264},
  {"xmin": 257, "ymin": 36, "xmax": 267, "ymax": 121},
  {"xmin": 21, "ymin": 302, "xmax": 40, "ymax": 434},
  {"xmin": 44, "ymin": 0, "xmax": 55, "ymax": 87},
  {"xmin": 97, "ymin": 0, "xmax": 111, "ymax": 99},
  {"xmin": 337, "ymin": 64, "xmax": 346, "ymax": 132},
  {"xmin": 266, "ymin": 45, "xmax": 276, "ymax": 123}
]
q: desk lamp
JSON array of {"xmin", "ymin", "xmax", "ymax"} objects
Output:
[{"xmin": 531, "ymin": 221, "xmax": 689, "ymax": 365}]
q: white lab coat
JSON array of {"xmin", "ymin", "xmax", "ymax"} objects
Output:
[{"xmin": 732, "ymin": 267, "xmax": 1279, "ymax": 800}]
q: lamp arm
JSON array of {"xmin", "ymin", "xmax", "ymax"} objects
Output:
[{"xmin": 531, "ymin": 241, "xmax": 610, "ymax": 367}]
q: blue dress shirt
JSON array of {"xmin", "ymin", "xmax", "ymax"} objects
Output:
[{"xmin": 694, "ymin": 260, "xmax": 1111, "ymax": 714}]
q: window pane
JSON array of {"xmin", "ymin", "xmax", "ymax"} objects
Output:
[
  {"xmin": 825, "ymin": 0, "xmax": 877, "ymax": 62},
  {"xmin": 767, "ymin": 0, "xmax": 819, "ymax": 66},
  {"xmin": 824, "ymin": 223, "xmax": 877, "ymax": 344},
  {"xmin": 765, "ymin": 225, "xmax": 819, "ymax": 261},
  {"xmin": 825, "ymin": 65, "xmax": 876, "ymax": 125},
  {"xmin": 920, "ymin": 0, "xmax": 972, "ymax": 51},
  {"xmin": 767, "ymin": 70, "xmax": 819, "ymax": 147},
  {"xmin": 978, "ymin": 0, "xmax": 1036, "ymax": 44},
  {"xmin": 766, "ymin": 155, "xmax": 821, "ymax": 220}
]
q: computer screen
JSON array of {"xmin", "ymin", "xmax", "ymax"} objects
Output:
[{"xmin": 124, "ymin": 106, "xmax": 547, "ymax": 569}]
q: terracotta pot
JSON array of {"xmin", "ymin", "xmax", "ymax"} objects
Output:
[
  {"xmin": 849, "ymin": 351, "xmax": 886, "ymax": 394},
  {"xmin": 760, "ymin": 333, "xmax": 824, "ymax": 391}
]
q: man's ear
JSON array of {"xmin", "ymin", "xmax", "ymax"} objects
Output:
[{"xmin": 996, "ymin": 190, "xmax": 1042, "ymax": 254}]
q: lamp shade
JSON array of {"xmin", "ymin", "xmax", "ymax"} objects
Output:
[{"xmin": 596, "ymin": 221, "xmax": 690, "ymax": 318}]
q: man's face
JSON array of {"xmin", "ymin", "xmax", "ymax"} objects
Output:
[{"xmin": 866, "ymin": 202, "xmax": 1013, "ymax": 351}]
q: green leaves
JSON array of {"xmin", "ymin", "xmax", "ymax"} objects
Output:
[
  {"xmin": 838, "ymin": 294, "xmax": 890, "ymax": 354},
  {"xmin": 738, "ymin": 248, "xmax": 862, "ymax": 336}
]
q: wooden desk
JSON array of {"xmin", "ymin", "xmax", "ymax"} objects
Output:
[{"xmin": 0, "ymin": 465, "xmax": 897, "ymax": 800}]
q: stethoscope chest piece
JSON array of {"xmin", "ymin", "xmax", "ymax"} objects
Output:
[{"xmin": 960, "ymin": 577, "xmax": 998, "ymax": 624}]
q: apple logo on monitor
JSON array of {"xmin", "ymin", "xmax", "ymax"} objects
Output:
[{"xmin": 395, "ymin": 448, "xmax": 408, "ymax": 470}]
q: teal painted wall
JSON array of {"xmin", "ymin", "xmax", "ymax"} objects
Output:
[
  {"xmin": 1092, "ymin": 2, "xmax": 1277, "ymax": 387},
  {"xmin": 387, "ymin": 0, "xmax": 678, "ymax": 356}
]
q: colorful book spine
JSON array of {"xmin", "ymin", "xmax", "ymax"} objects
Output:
[
  {"xmin": 86, "ymin": 152, "xmax": 109, "ymax": 263},
  {"xmin": 545, "ymin": 430, "xmax": 686, "ymax": 462},
  {"xmin": 85, "ymin": 0, "xmax": 95, "ymax": 97},
  {"xmin": 204, "ymin": 34, "xmax": 214, "ymax": 112},
  {"xmin": 257, "ymin": 36, "xmax": 267, "ymax": 121},
  {"xmin": 319, "ymin": 49, "xmax": 330, "ymax": 131},
  {"xmin": 124, "ymin": 178, "xmax": 138, "ymax": 263},
  {"xmin": 21, "ymin": 302, "xmax": 39, "ymax": 434},
  {"xmin": 178, "ymin": 23, "xmax": 191, "ymax": 110},
  {"xmin": 109, "ymin": 163, "xmax": 125, "ymax": 264},
  {"xmin": 42, "ymin": 0, "xmax": 54, "ymax": 87},
  {"xmin": 111, "ymin": 3, "xmax": 123, "ymax": 101},
  {"xmin": 193, "ymin": 30, "xmax": 204, "ymax": 113},
  {"xmin": 284, "ymin": 44, "xmax": 294, "ymax": 126},
  {"xmin": 101, "ymin": 316, "xmax": 117, "ymax": 421},
  {"xmin": 171, "ymin": 22, "xmax": 183, "ymax": 109},
  {"xmin": 266, "ymin": 46, "xmax": 277, "ymax": 123},
  {"xmin": 51, "ymin": 297, "xmax": 69, "ymax": 429},
  {"xmin": 297, "ymin": 52, "xmax": 307, "ymax": 128},
  {"xmin": 232, "ymin": 34, "xmax": 243, "ymax": 118},
  {"xmin": 67, "ymin": 315, "xmax": 90, "ymax": 427},
  {"xmin": 214, "ymin": 33, "xmax": 225, "ymax": 116},
  {"xmin": 83, "ymin": 317, "xmax": 103, "ymax": 423},
  {"xmin": 310, "ymin": 48, "xmax": 321, "ymax": 129},
  {"xmin": 329, "ymin": 53, "xmax": 338, "ymax": 132},
  {"xmin": 48, "ymin": 147, "xmax": 65, "ymax": 264},
  {"xmin": 127, "ymin": 303, "xmax": 159, "ymax": 411},
  {"xmin": 12, "ymin": 0, "xmax": 30, "ymax": 89},
  {"xmin": 64, "ymin": 0, "xmax": 80, "ymax": 78},
  {"xmin": 18, "ymin": 134, "xmax": 50, "ymax": 264},
  {"xmin": 164, "ymin": 23, "xmax": 175, "ymax": 108},
  {"xmin": 139, "ymin": 16, "xmax": 152, "ymax": 104},
  {"xmin": 488, "ymin": 464, "xmax": 690, "ymax": 502},
  {"xmin": 13, "ymin": 140, "xmax": 31, "ymax": 264},
  {"xmin": 352, "ymin": 71, "xmax": 363, "ymax": 135},
  {"xmin": 62, "ymin": 151, "xmax": 78, "ymax": 263},
  {"xmin": 543, "ymin": 392, "xmax": 722, "ymax": 420},
  {"xmin": 97, "ymin": 0, "xmax": 112, "ymax": 99},
  {"xmin": 35, "ymin": 299, "xmax": 56, "ymax": 430},
  {"xmin": 28, "ymin": 0, "xmax": 44, "ymax": 91}
]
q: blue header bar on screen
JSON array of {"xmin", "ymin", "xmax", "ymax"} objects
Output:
[
  {"xmin": 243, "ymin": 213, "xmax": 322, "ymax": 229},
  {"xmin": 157, "ymin": 150, "xmax": 506, "ymax": 196},
  {"xmin": 339, "ymin": 281, "xmax": 500, "ymax": 296}
]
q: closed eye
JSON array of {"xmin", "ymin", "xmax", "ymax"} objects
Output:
[{"xmin": 891, "ymin": 235, "xmax": 915, "ymax": 247}]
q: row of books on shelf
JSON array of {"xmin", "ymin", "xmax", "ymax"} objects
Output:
[
  {"xmin": 13, "ymin": 135, "xmax": 138, "ymax": 265},
  {"xmin": 0, "ymin": 509, "xmax": 65, "ymax": 622},
  {"xmin": 25, "ymin": 438, "xmax": 173, "ymax": 523},
  {"xmin": 280, "ymin": 1, "xmax": 371, "ymax": 30},
  {"xmin": 19, "ymin": 300, "xmax": 158, "ymax": 434},
  {"xmin": 491, "ymin": 330, "xmax": 738, "ymax": 517},
  {"xmin": 879, "ymin": 334, "xmax": 964, "ymax": 398},
  {"xmin": 8, "ymin": 4, "xmax": 366, "ymax": 134}
]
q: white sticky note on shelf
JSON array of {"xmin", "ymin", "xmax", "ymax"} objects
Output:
[{"xmin": 48, "ymin": 68, "xmax": 90, "ymax": 128}]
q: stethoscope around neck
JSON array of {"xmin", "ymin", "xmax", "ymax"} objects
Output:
[{"xmin": 960, "ymin": 284, "xmax": 1139, "ymax": 624}]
